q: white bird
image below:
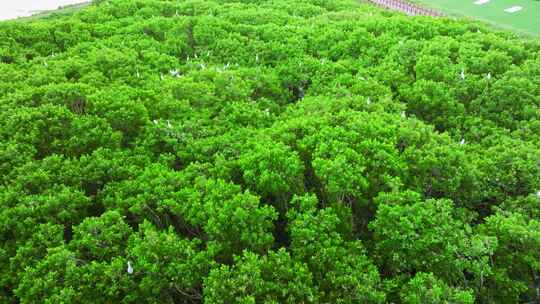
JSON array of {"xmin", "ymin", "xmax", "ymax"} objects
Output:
[
  {"xmin": 460, "ymin": 68, "xmax": 466, "ymax": 80},
  {"xmin": 153, "ymin": 119, "xmax": 158, "ymax": 125},
  {"xmin": 127, "ymin": 261, "xmax": 133, "ymax": 274},
  {"xmin": 487, "ymin": 72, "xmax": 492, "ymax": 80},
  {"xmin": 136, "ymin": 69, "xmax": 140, "ymax": 78},
  {"xmin": 160, "ymin": 73, "xmax": 164, "ymax": 80},
  {"xmin": 460, "ymin": 138, "xmax": 466, "ymax": 145},
  {"xmin": 194, "ymin": 53, "xmax": 198, "ymax": 59},
  {"xmin": 366, "ymin": 97, "xmax": 371, "ymax": 105},
  {"xmin": 401, "ymin": 111, "xmax": 406, "ymax": 118},
  {"xmin": 166, "ymin": 120, "xmax": 172, "ymax": 128},
  {"xmin": 170, "ymin": 68, "xmax": 180, "ymax": 77},
  {"xmin": 255, "ymin": 54, "xmax": 259, "ymax": 62}
]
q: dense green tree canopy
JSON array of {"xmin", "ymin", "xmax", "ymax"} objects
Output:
[{"xmin": 1, "ymin": 0, "xmax": 539, "ymax": 303}]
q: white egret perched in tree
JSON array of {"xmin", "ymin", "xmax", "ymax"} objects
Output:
[
  {"xmin": 460, "ymin": 68, "xmax": 466, "ymax": 80},
  {"xmin": 460, "ymin": 138, "xmax": 466, "ymax": 145},
  {"xmin": 487, "ymin": 72, "xmax": 492, "ymax": 80},
  {"xmin": 170, "ymin": 68, "xmax": 180, "ymax": 77},
  {"xmin": 127, "ymin": 261, "xmax": 133, "ymax": 274}
]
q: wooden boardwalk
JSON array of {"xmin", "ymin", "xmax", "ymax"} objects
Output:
[{"xmin": 367, "ymin": 0, "xmax": 443, "ymax": 17}]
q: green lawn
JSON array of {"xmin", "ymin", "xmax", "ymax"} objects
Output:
[{"xmin": 415, "ymin": 0, "xmax": 540, "ymax": 36}]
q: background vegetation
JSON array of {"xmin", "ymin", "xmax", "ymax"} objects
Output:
[
  {"xmin": 414, "ymin": 0, "xmax": 540, "ymax": 36},
  {"xmin": 1, "ymin": 0, "xmax": 539, "ymax": 303}
]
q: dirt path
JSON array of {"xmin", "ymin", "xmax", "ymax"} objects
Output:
[{"xmin": 367, "ymin": 0, "xmax": 443, "ymax": 17}]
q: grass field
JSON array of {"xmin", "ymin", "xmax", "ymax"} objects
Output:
[{"xmin": 415, "ymin": 0, "xmax": 540, "ymax": 36}]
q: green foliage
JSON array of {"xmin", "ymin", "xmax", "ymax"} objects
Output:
[
  {"xmin": 15, "ymin": 247, "xmax": 82, "ymax": 303},
  {"xmin": 370, "ymin": 195, "xmax": 494, "ymax": 290},
  {"xmin": 238, "ymin": 141, "xmax": 305, "ymax": 208},
  {"xmin": 70, "ymin": 210, "xmax": 133, "ymax": 261},
  {"xmin": 400, "ymin": 272, "xmax": 475, "ymax": 304},
  {"xmin": 1, "ymin": 0, "xmax": 539, "ymax": 302},
  {"xmin": 477, "ymin": 211, "xmax": 540, "ymax": 303},
  {"xmin": 288, "ymin": 194, "xmax": 386, "ymax": 303},
  {"xmin": 204, "ymin": 249, "xmax": 316, "ymax": 303},
  {"xmin": 126, "ymin": 222, "xmax": 213, "ymax": 302}
]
